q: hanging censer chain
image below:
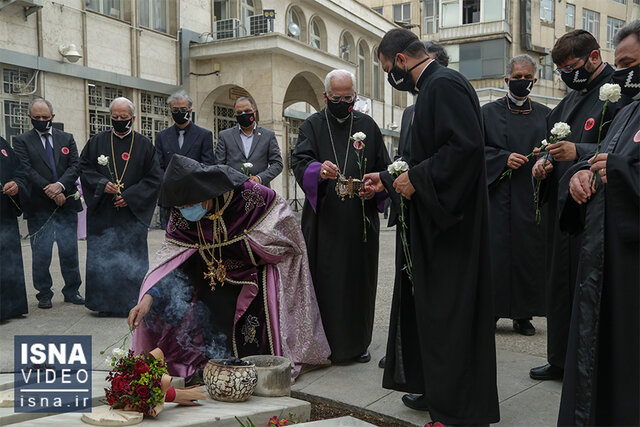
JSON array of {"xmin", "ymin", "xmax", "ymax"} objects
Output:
[
  {"xmin": 196, "ymin": 191, "xmax": 233, "ymax": 291},
  {"xmin": 110, "ymin": 131, "xmax": 135, "ymax": 192},
  {"xmin": 325, "ymin": 108, "xmax": 354, "ymax": 201}
]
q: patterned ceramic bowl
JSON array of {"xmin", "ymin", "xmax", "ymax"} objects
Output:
[{"xmin": 202, "ymin": 359, "xmax": 257, "ymax": 402}]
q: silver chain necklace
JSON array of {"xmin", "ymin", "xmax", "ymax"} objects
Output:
[{"xmin": 324, "ymin": 108, "xmax": 353, "ymax": 179}]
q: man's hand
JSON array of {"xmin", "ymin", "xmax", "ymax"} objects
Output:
[
  {"xmin": 320, "ymin": 160, "xmax": 339, "ymax": 180},
  {"xmin": 393, "ymin": 171, "xmax": 415, "ymax": 199},
  {"xmin": 128, "ymin": 294, "xmax": 153, "ymax": 329},
  {"xmin": 532, "ymin": 146, "xmax": 541, "ymax": 158},
  {"xmin": 54, "ymin": 193, "xmax": 66, "ymax": 206},
  {"xmin": 3, "ymin": 181, "xmax": 18, "ymax": 196},
  {"xmin": 532, "ymin": 158, "xmax": 554, "ymax": 180},
  {"xmin": 114, "ymin": 195, "xmax": 128, "ymax": 208},
  {"xmin": 358, "ymin": 179, "xmax": 375, "ymax": 200},
  {"xmin": 547, "ymin": 141, "xmax": 577, "ymax": 162},
  {"xmin": 249, "ymin": 176, "xmax": 260, "ymax": 183},
  {"xmin": 362, "ymin": 172, "xmax": 385, "ymax": 193},
  {"xmin": 104, "ymin": 182, "xmax": 120, "ymax": 194},
  {"xmin": 43, "ymin": 182, "xmax": 63, "ymax": 199},
  {"xmin": 569, "ymin": 170, "xmax": 595, "ymax": 204},
  {"xmin": 589, "ymin": 153, "xmax": 608, "ymax": 184},
  {"xmin": 507, "ymin": 153, "xmax": 529, "ymax": 170}
]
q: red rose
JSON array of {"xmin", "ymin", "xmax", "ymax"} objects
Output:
[
  {"xmin": 134, "ymin": 360, "xmax": 149, "ymax": 374},
  {"xmin": 136, "ymin": 385, "xmax": 150, "ymax": 399},
  {"xmin": 108, "ymin": 395, "xmax": 116, "ymax": 406},
  {"xmin": 121, "ymin": 152, "xmax": 130, "ymax": 161},
  {"xmin": 112, "ymin": 374, "xmax": 126, "ymax": 392},
  {"xmin": 61, "ymin": 147, "xmax": 69, "ymax": 155}
]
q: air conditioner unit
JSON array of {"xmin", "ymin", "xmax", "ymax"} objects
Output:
[
  {"xmin": 0, "ymin": 0, "xmax": 43, "ymax": 17},
  {"xmin": 249, "ymin": 14, "xmax": 273, "ymax": 36},
  {"xmin": 213, "ymin": 18, "xmax": 240, "ymax": 40}
]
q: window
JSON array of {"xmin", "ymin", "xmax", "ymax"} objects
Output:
[
  {"xmin": 341, "ymin": 33, "xmax": 354, "ymax": 62},
  {"xmin": 566, "ymin": 4, "xmax": 575, "ymax": 27},
  {"xmin": 287, "ymin": 8, "xmax": 301, "ymax": 40},
  {"xmin": 241, "ymin": 0, "xmax": 255, "ymax": 36},
  {"xmin": 358, "ymin": 43, "xmax": 366, "ymax": 95},
  {"xmin": 540, "ymin": 53, "xmax": 553, "ymax": 80},
  {"xmin": 310, "ymin": 18, "xmax": 322, "ymax": 49},
  {"xmin": 86, "ymin": 0, "xmax": 123, "ymax": 19},
  {"xmin": 607, "ymin": 17, "xmax": 625, "ymax": 49},
  {"xmin": 424, "ymin": 0, "xmax": 439, "ymax": 34},
  {"xmin": 483, "ymin": 0, "xmax": 502, "ymax": 22},
  {"xmin": 140, "ymin": 92, "xmax": 169, "ymax": 143},
  {"xmin": 373, "ymin": 48, "xmax": 382, "ymax": 100},
  {"xmin": 457, "ymin": 38, "xmax": 507, "ymax": 80},
  {"xmin": 635, "ymin": 0, "xmax": 639, "ymax": 5},
  {"xmin": 214, "ymin": 0, "xmax": 229, "ymax": 20},
  {"xmin": 139, "ymin": 0, "xmax": 168, "ymax": 33},
  {"xmin": 611, "ymin": 0, "xmax": 625, "ymax": 4},
  {"xmin": 372, "ymin": 7, "xmax": 383, "ymax": 14},
  {"xmin": 393, "ymin": 3, "xmax": 411, "ymax": 23},
  {"xmin": 463, "ymin": 0, "xmax": 480, "ymax": 24},
  {"xmin": 582, "ymin": 9, "xmax": 600, "ymax": 37},
  {"xmin": 540, "ymin": 0, "xmax": 553, "ymax": 22},
  {"xmin": 88, "ymin": 83, "xmax": 124, "ymax": 137},
  {"xmin": 1, "ymin": 66, "xmax": 34, "ymax": 143},
  {"xmin": 212, "ymin": 104, "xmax": 236, "ymax": 146},
  {"xmin": 441, "ymin": 0, "xmax": 460, "ymax": 27}
]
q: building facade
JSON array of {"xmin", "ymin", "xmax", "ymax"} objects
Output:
[
  {"xmin": 367, "ymin": 0, "xmax": 638, "ymax": 106},
  {"xmin": 0, "ymin": 0, "xmax": 408, "ymax": 200}
]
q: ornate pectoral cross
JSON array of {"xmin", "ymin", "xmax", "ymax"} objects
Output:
[
  {"xmin": 204, "ymin": 263, "xmax": 218, "ymax": 290},
  {"xmin": 115, "ymin": 180, "xmax": 124, "ymax": 192}
]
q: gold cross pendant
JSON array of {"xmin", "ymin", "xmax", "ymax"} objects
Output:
[
  {"xmin": 204, "ymin": 265, "xmax": 217, "ymax": 291},
  {"xmin": 115, "ymin": 180, "xmax": 124, "ymax": 191}
]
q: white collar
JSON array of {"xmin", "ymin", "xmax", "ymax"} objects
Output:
[
  {"xmin": 112, "ymin": 128, "xmax": 132, "ymax": 139},
  {"xmin": 507, "ymin": 92, "xmax": 527, "ymax": 106}
]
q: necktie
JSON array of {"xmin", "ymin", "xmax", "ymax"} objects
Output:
[
  {"xmin": 44, "ymin": 134, "xmax": 59, "ymax": 181},
  {"xmin": 178, "ymin": 130, "xmax": 185, "ymax": 150}
]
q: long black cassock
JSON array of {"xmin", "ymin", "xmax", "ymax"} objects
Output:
[
  {"xmin": 80, "ymin": 130, "xmax": 162, "ymax": 315},
  {"xmin": 483, "ymin": 96, "xmax": 550, "ymax": 319},
  {"xmin": 382, "ymin": 61, "xmax": 499, "ymax": 425},
  {"xmin": 557, "ymin": 101, "xmax": 640, "ymax": 426},
  {"xmin": 538, "ymin": 64, "xmax": 630, "ymax": 370},
  {"xmin": 291, "ymin": 109, "xmax": 390, "ymax": 362},
  {"xmin": 0, "ymin": 137, "xmax": 28, "ymax": 321}
]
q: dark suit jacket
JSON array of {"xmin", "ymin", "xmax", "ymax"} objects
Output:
[
  {"xmin": 155, "ymin": 121, "xmax": 215, "ymax": 171},
  {"xmin": 12, "ymin": 128, "xmax": 81, "ymax": 218},
  {"xmin": 215, "ymin": 125, "xmax": 283, "ymax": 187}
]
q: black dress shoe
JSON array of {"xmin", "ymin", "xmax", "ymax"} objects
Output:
[
  {"xmin": 64, "ymin": 293, "xmax": 85, "ymax": 305},
  {"xmin": 355, "ymin": 350, "xmax": 371, "ymax": 363},
  {"xmin": 529, "ymin": 363, "xmax": 563, "ymax": 380},
  {"xmin": 378, "ymin": 356, "xmax": 386, "ymax": 368},
  {"xmin": 402, "ymin": 393, "xmax": 429, "ymax": 411},
  {"xmin": 38, "ymin": 298, "xmax": 52, "ymax": 309},
  {"xmin": 513, "ymin": 319, "xmax": 535, "ymax": 336}
]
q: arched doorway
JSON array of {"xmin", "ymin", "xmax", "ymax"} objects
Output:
[{"xmin": 199, "ymin": 84, "xmax": 255, "ymax": 147}]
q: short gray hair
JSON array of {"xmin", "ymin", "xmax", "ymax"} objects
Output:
[
  {"xmin": 28, "ymin": 98, "xmax": 54, "ymax": 115},
  {"xmin": 233, "ymin": 96, "xmax": 256, "ymax": 110},
  {"xmin": 506, "ymin": 54, "xmax": 537, "ymax": 76},
  {"xmin": 324, "ymin": 70, "xmax": 356, "ymax": 93},
  {"xmin": 424, "ymin": 41, "xmax": 450, "ymax": 67},
  {"xmin": 167, "ymin": 91, "xmax": 193, "ymax": 108},
  {"xmin": 614, "ymin": 19, "xmax": 640, "ymax": 47},
  {"xmin": 109, "ymin": 97, "xmax": 135, "ymax": 116}
]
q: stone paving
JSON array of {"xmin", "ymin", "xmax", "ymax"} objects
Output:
[{"xmin": 0, "ymin": 215, "xmax": 561, "ymax": 425}]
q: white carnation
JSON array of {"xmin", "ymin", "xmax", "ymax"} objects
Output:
[
  {"xmin": 105, "ymin": 357, "xmax": 113, "ymax": 366},
  {"xmin": 97, "ymin": 155, "xmax": 109, "ymax": 166},
  {"xmin": 599, "ymin": 83, "xmax": 622, "ymax": 103},
  {"xmin": 550, "ymin": 122, "xmax": 571, "ymax": 140},
  {"xmin": 112, "ymin": 348, "xmax": 126, "ymax": 359},
  {"xmin": 352, "ymin": 132, "xmax": 366, "ymax": 141},
  {"xmin": 242, "ymin": 162, "xmax": 253, "ymax": 169},
  {"xmin": 72, "ymin": 192, "xmax": 80, "ymax": 200},
  {"xmin": 387, "ymin": 160, "xmax": 409, "ymax": 176},
  {"xmin": 540, "ymin": 139, "xmax": 548, "ymax": 147}
]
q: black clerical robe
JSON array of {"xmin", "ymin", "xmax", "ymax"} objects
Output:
[
  {"xmin": 557, "ymin": 101, "xmax": 640, "ymax": 426},
  {"xmin": 0, "ymin": 137, "xmax": 28, "ymax": 321},
  {"xmin": 292, "ymin": 109, "xmax": 390, "ymax": 362},
  {"xmin": 483, "ymin": 96, "xmax": 550, "ymax": 319},
  {"xmin": 381, "ymin": 61, "xmax": 499, "ymax": 426},
  {"xmin": 538, "ymin": 65, "xmax": 631, "ymax": 369},
  {"xmin": 80, "ymin": 130, "xmax": 162, "ymax": 315}
]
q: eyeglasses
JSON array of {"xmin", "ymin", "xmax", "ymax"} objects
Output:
[
  {"xmin": 327, "ymin": 94, "xmax": 355, "ymax": 103},
  {"xmin": 171, "ymin": 107, "xmax": 190, "ymax": 113},
  {"xmin": 554, "ymin": 56, "xmax": 587, "ymax": 75}
]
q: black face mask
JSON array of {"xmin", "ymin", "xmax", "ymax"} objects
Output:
[
  {"xmin": 112, "ymin": 118, "xmax": 132, "ymax": 133},
  {"xmin": 611, "ymin": 64, "xmax": 640, "ymax": 100},
  {"xmin": 560, "ymin": 62, "xmax": 597, "ymax": 91},
  {"xmin": 31, "ymin": 119, "xmax": 52, "ymax": 132},
  {"xmin": 387, "ymin": 56, "xmax": 430, "ymax": 94},
  {"xmin": 236, "ymin": 112, "xmax": 255, "ymax": 128},
  {"xmin": 172, "ymin": 110, "xmax": 190, "ymax": 125},
  {"xmin": 508, "ymin": 79, "xmax": 534, "ymax": 98},
  {"xmin": 326, "ymin": 100, "xmax": 355, "ymax": 121}
]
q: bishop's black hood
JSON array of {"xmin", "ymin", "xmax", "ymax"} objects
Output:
[{"xmin": 158, "ymin": 155, "xmax": 248, "ymax": 207}]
